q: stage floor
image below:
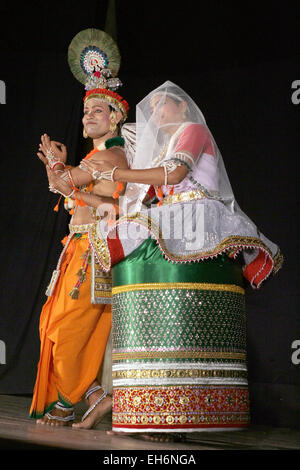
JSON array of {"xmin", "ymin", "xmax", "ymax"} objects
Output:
[{"xmin": 0, "ymin": 394, "xmax": 299, "ymax": 451}]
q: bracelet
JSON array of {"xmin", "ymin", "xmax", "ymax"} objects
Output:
[
  {"xmin": 52, "ymin": 161, "xmax": 66, "ymax": 171},
  {"xmin": 111, "ymin": 166, "xmax": 118, "ymax": 182},
  {"xmin": 60, "ymin": 188, "xmax": 76, "ymax": 198},
  {"xmin": 163, "ymin": 165, "xmax": 168, "ymax": 186},
  {"xmin": 49, "ymin": 185, "xmax": 75, "ymax": 198},
  {"xmin": 64, "ymin": 188, "xmax": 75, "ymax": 198},
  {"xmin": 46, "ymin": 148, "xmax": 66, "ymax": 170},
  {"xmin": 161, "ymin": 161, "xmax": 182, "ymax": 186},
  {"xmin": 46, "ymin": 148, "xmax": 55, "ymax": 160},
  {"xmin": 79, "ymin": 163, "xmax": 88, "ymax": 172},
  {"xmin": 91, "ymin": 168, "xmax": 102, "ymax": 180},
  {"xmin": 92, "ymin": 166, "xmax": 119, "ymax": 182},
  {"xmin": 67, "ymin": 169, "xmax": 75, "ymax": 189},
  {"xmin": 49, "ymin": 185, "xmax": 58, "ymax": 194}
]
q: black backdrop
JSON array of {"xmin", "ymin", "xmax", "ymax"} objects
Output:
[{"xmin": 0, "ymin": 1, "xmax": 299, "ymax": 428}]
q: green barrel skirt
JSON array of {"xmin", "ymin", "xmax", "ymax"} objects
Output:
[{"xmin": 111, "ymin": 237, "xmax": 249, "ymax": 433}]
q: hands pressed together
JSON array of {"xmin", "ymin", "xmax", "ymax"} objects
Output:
[
  {"xmin": 37, "ymin": 134, "xmax": 67, "ymax": 166},
  {"xmin": 37, "ymin": 134, "xmax": 73, "ymax": 197},
  {"xmin": 37, "ymin": 134, "xmax": 118, "ymax": 198}
]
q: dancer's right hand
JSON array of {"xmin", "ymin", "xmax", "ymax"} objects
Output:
[{"xmin": 37, "ymin": 134, "xmax": 67, "ymax": 165}]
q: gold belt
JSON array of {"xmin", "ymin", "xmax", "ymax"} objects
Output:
[
  {"xmin": 162, "ymin": 189, "xmax": 207, "ymax": 205},
  {"xmin": 69, "ymin": 222, "xmax": 96, "ymax": 234}
]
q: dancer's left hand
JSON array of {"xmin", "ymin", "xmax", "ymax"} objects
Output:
[
  {"xmin": 46, "ymin": 166, "xmax": 72, "ymax": 196},
  {"xmin": 80, "ymin": 158, "xmax": 114, "ymax": 175}
]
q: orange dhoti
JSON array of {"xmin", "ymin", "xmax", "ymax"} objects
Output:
[{"xmin": 29, "ymin": 232, "xmax": 111, "ymax": 418}]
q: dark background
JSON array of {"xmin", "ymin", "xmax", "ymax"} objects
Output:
[{"xmin": 0, "ymin": 1, "xmax": 299, "ymax": 428}]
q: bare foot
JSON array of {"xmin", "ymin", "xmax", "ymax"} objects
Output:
[
  {"xmin": 36, "ymin": 407, "xmax": 74, "ymax": 427},
  {"xmin": 72, "ymin": 388, "xmax": 112, "ymax": 430}
]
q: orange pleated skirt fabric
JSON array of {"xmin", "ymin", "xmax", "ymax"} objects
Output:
[{"xmin": 29, "ymin": 234, "xmax": 111, "ymax": 418}]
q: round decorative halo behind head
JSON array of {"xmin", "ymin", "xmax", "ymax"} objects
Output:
[{"xmin": 68, "ymin": 28, "xmax": 129, "ymax": 122}]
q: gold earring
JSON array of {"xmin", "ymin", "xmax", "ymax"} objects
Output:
[
  {"xmin": 110, "ymin": 111, "xmax": 117, "ymax": 133},
  {"xmin": 83, "ymin": 128, "xmax": 88, "ymax": 138}
]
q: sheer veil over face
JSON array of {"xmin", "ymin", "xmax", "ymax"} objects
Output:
[{"xmin": 122, "ymin": 81, "xmax": 241, "ymax": 217}]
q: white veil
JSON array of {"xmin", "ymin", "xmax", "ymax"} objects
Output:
[
  {"xmin": 121, "ymin": 81, "xmax": 243, "ymax": 217},
  {"xmin": 120, "ymin": 122, "xmax": 136, "ymax": 168}
]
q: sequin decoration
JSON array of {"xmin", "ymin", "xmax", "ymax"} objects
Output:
[
  {"xmin": 112, "ymin": 284, "xmax": 246, "ymax": 363},
  {"xmin": 111, "ymin": 282, "xmax": 249, "ymax": 432},
  {"xmin": 91, "ymin": 252, "xmax": 112, "ymax": 304},
  {"xmin": 112, "ymin": 385, "xmax": 249, "ymax": 431}
]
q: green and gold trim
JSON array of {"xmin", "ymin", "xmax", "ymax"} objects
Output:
[{"xmin": 112, "ymin": 282, "xmax": 244, "ymax": 296}]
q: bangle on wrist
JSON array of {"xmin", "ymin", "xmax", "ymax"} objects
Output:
[
  {"xmin": 91, "ymin": 168, "xmax": 102, "ymax": 180},
  {"xmin": 163, "ymin": 165, "xmax": 168, "ymax": 186},
  {"xmin": 92, "ymin": 166, "xmax": 119, "ymax": 182},
  {"xmin": 49, "ymin": 185, "xmax": 74, "ymax": 198},
  {"xmin": 161, "ymin": 161, "xmax": 181, "ymax": 186},
  {"xmin": 64, "ymin": 188, "xmax": 75, "ymax": 198},
  {"xmin": 111, "ymin": 166, "xmax": 118, "ymax": 182},
  {"xmin": 67, "ymin": 169, "xmax": 75, "ymax": 189},
  {"xmin": 52, "ymin": 161, "xmax": 66, "ymax": 170},
  {"xmin": 60, "ymin": 188, "xmax": 75, "ymax": 198}
]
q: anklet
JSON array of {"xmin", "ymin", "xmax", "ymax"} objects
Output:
[
  {"xmin": 55, "ymin": 401, "xmax": 74, "ymax": 412},
  {"xmin": 45, "ymin": 410, "xmax": 75, "ymax": 422},
  {"xmin": 85, "ymin": 384, "xmax": 102, "ymax": 401},
  {"xmin": 81, "ymin": 390, "xmax": 107, "ymax": 422}
]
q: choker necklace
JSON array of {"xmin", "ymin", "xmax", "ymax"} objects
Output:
[{"xmin": 84, "ymin": 136, "xmax": 125, "ymax": 161}]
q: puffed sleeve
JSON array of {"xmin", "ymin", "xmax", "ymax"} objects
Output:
[{"xmin": 172, "ymin": 123, "xmax": 211, "ymax": 169}]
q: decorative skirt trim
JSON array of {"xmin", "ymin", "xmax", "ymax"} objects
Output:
[
  {"xmin": 91, "ymin": 250, "xmax": 112, "ymax": 304},
  {"xmin": 112, "ymin": 366, "xmax": 247, "ymax": 381},
  {"xmin": 91, "ymin": 216, "xmax": 283, "ymax": 289},
  {"xmin": 162, "ymin": 189, "xmax": 207, "ymax": 205},
  {"xmin": 112, "ymin": 425, "xmax": 249, "ymax": 433},
  {"xmin": 88, "ymin": 222, "xmax": 111, "ymax": 271},
  {"xmin": 112, "ymin": 385, "xmax": 249, "ymax": 431},
  {"xmin": 29, "ymin": 400, "xmax": 57, "ymax": 419},
  {"xmin": 69, "ymin": 222, "xmax": 96, "ymax": 234},
  {"xmin": 92, "ymin": 194, "xmax": 283, "ymax": 289},
  {"xmin": 45, "ymin": 225, "xmax": 112, "ymax": 303},
  {"xmin": 112, "ymin": 282, "xmax": 244, "ymax": 296},
  {"xmin": 114, "ymin": 212, "xmax": 279, "ymax": 288},
  {"xmin": 112, "ymin": 350, "xmax": 246, "ymax": 362}
]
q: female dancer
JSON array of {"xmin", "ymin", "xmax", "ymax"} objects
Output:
[{"xmin": 81, "ymin": 81, "xmax": 283, "ymax": 440}]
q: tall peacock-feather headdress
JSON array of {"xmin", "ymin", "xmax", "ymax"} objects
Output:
[{"xmin": 68, "ymin": 28, "xmax": 129, "ymax": 121}]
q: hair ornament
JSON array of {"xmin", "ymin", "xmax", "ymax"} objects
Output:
[{"xmin": 68, "ymin": 28, "xmax": 129, "ymax": 120}]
